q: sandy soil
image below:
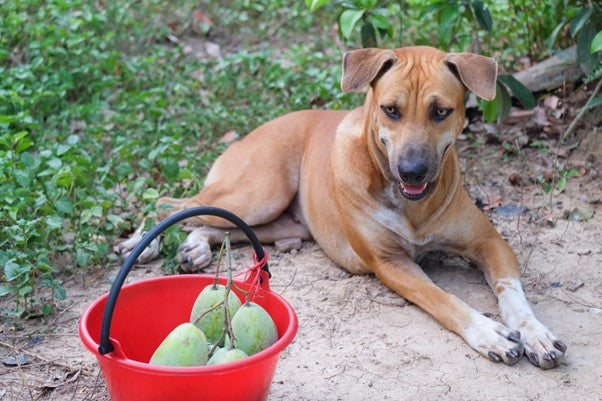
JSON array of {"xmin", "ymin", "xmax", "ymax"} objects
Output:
[{"xmin": 1, "ymin": 134, "xmax": 601, "ymax": 401}]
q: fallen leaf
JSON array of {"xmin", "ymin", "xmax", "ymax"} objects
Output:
[
  {"xmin": 568, "ymin": 205, "xmax": 595, "ymax": 222},
  {"xmin": 40, "ymin": 369, "xmax": 81, "ymax": 390},
  {"xmin": 532, "ymin": 106, "xmax": 550, "ymax": 126}
]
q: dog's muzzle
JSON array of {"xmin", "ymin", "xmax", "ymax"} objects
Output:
[{"xmin": 397, "ymin": 148, "xmax": 434, "ymax": 200}]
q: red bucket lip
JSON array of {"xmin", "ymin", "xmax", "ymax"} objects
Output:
[{"xmin": 79, "ymin": 275, "xmax": 298, "ymax": 376}]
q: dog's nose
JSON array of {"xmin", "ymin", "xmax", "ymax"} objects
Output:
[{"xmin": 398, "ymin": 159, "xmax": 428, "ymax": 185}]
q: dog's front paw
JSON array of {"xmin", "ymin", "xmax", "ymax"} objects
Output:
[
  {"xmin": 115, "ymin": 230, "xmax": 160, "ymax": 264},
  {"xmin": 517, "ymin": 318, "xmax": 566, "ymax": 369},
  {"xmin": 464, "ymin": 312, "xmax": 524, "ymax": 365},
  {"xmin": 177, "ymin": 230, "xmax": 212, "ymax": 273}
]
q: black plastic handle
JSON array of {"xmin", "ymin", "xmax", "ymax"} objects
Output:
[{"xmin": 98, "ymin": 206, "xmax": 268, "ymax": 355}]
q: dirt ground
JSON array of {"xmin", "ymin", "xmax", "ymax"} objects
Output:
[{"xmin": 1, "ymin": 126, "xmax": 601, "ymax": 400}]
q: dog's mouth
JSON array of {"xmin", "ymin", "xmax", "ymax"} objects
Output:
[{"xmin": 399, "ymin": 181, "xmax": 433, "ymax": 201}]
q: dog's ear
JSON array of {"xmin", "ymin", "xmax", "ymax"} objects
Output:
[
  {"xmin": 341, "ymin": 48, "xmax": 398, "ymax": 93},
  {"xmin": 444, "ymin": 53, "xmax": 498, "ymax": 101}
]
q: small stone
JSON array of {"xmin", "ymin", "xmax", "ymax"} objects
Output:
[
  {"xmin": 274, "ymin": 238, "xmax": 303, "ymax": 253},
  {"xmin": 219, "ymin": 130, "xmax": 239, "ymax": 144},
  {"xmin": 205, "ymin": 41, "xmax": 222, "ymax": 59},
  {"xmin": 2, "ymin": 354, "xmax": 31, "ymax": 366}
]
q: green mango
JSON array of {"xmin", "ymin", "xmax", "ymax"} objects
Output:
[
  {"xmin": 231, "ymin": 302, "xmax": 278, "ymax": 356},
  {"xmin": 149, "ymin": 323, "xmax": 208, "ymax": 366},
  {"xmin": 207, "ymin": 347, "xmax": 248, "ymax": 365},
  {"xmin": 190, "ymin": 284, "xmax": 242, "ymax": 345}
]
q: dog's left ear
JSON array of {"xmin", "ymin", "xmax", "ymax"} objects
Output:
[
  {"xmin": 444, "ymin": 53, "xmax": 498, "ymax": 101},
  {"xmin": 341, "ymin": 48, "xmax": 398, "ymax": 93}
]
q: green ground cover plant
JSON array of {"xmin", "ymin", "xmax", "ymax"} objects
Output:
[{"xmin": 0, "ymin": 0, "xmax": 355, "ymax": 316}]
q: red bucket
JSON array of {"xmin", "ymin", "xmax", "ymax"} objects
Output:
[{"xmin": 78, "ymin": 207, "xmax": 298, "ymax": 401}]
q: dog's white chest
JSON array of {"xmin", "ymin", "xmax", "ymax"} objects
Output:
[{"xmin": 372, "ymin": 205, "xmax": 435, "ymax": 258}]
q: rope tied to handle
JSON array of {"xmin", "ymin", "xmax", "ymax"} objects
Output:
[{"xmin": 235, "ymin": 251, "xmax": 269, "ymax": 301}]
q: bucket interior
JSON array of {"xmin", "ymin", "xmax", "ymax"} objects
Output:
[{"xmin": 82, "ymin": 275, "xmax": 293, "ymax": 364}]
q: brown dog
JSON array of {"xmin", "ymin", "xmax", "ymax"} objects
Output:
[{"xmin": 119, "ymin": 46, "xmax": 566, "ymax": 369}]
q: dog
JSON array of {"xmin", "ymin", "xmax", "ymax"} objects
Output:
[{"xmin": 118, "ymin": 46, "xmax": 566, "ymax": 369}]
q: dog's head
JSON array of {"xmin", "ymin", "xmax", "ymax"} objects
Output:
[{"xmin": 341, "ymin": 46, "xmax": 497, "ymax": 201}]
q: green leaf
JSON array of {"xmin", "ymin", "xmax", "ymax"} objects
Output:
[
  {"xmin": 307, "ymin": 0, "xmax": 331, "ymax": 12},
  {"xmin": 143, "ymin": 188, "xmax": 160, "ymax": 200},
  {"xmin": 54, "ymin": 285, "xmax": 67, "ymax": 300},
  {"xmin": 55, "ymin": 198, "xmax": 74, "ymax": 215},
  {"xmin": 56, "ymin": 144, "xmax": 71, "ymax": 156},
  {"xmin": 46, "ymin": 215, "xmax": 63, "ymax": 229},
  {"xmin": 340, "ymin": 9, "xmax": 365, "ymax": 40},
  {"xmin": 577, "ymin": 21, "xmax": 596, "ymax": 74},
  {"xmin": 497, "ymin": 75, "xmax": 536, "ymax": 109},
  {"xmin": 471, "ymin": 1, "xmax": 492, "ymax": 32},
  {"xmin": 91, "ymin": 205, "xmax": 103, "ymax": 217},
  {"xmin": 565, "ymin": 169, "xmax": 581, "ymax": 179},
  {"xmin": 54, "ymin": 168, "xmax": 73, "ymax": 188},
  {"xmin": 495, "ymin": 82, "xmax": 512, "ymax": 123},
  {"xmin": 360, "ymin": 22, "xmax": 377, "ymax": 48},
  {"xmin": 47, "ymin": 158, "xmax": 62, "ymax": 169},
  {"xmin": 569, "ymin": 8, "xmax": 592, "ymax": 38},
  {"xmin": 419, "ymin": 1, "xmax": 447, "ymax": 18},
  {"xmin": 16, "ymin": 137, "xmax": 33, "ymax": 153},
  {"xmin": 547, "ymin": 20, "xmax": 566, "ymax": 49},
  {"xmin": 75, "ymin": 249, "xmax": 92, "ymax": 267},
  {"xmin": 591, "ymin": 30, "xmax": 602, "ymax": 54},
  {"xmin": 4, "ymin": 260, "xmax": 30, "ymax": 281},
  {"xmin": 368, "ymin": 14, "xmax": 393, "ymax": 38},
  {"xmin": 586, "ymin": 95, "xmax": 602, "ymax": 110},
  {"xmin": 438, "ymin": 4, "xmax": 462, "ymax": 44},
  {"xmin": 80, "ymin": 209, "xmax": 93, "ymax": 224},
  {"xmin": 14, "ymin": 170, "xmax": 32, "ymax": 188},
  {"xmin": 18, "ymin": 285, "xmax": 32, "ymax": 297},
  {"xmin": 0, "ymin": 285, "xmax": 11, "ymax": 296},
  {"xmin": 481, "ymin": 97, "xmax": 498, "ymax": 123}
]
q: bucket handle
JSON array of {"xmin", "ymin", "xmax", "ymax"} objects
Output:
[{"xmin": 98, "ymin": 206, "xmax": 269, "ymax": 355}]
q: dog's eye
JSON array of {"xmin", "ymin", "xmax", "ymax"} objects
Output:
[
  {"xmin": 381, "ymin": 105, "xmax": 400, "ymax": 121},
  {"xmin": 432, "ymin": 107, "xmax": 453, "ymax": 122}
]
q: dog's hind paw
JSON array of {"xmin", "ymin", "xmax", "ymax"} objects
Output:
[
  {"xmin": 115, "ymin": 230, "xmax": 160, "ymax": 264},
  {"xmin": 177, "ymin": 230, "xmax": 212, "ymax": 273}
]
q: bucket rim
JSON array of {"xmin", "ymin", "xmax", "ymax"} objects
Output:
[{"xmin": 78, "ymin": 274, "xmax": 298, "ymax": 375}]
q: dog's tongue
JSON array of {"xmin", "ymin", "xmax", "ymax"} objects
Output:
[{"xmin": 401, "ymin": 182, "xmax": 427, "ymax": 195}]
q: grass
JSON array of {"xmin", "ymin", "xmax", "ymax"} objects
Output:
[{"xmin": 0, "ymin": 0, "xmax": 360, "ymax": 316}]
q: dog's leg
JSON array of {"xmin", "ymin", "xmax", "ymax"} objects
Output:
[
  {"xmin": 177, "ymin": 211, "xmax": 312, "ymax": 272},
  {"xmin": 371, "ymin": 255, "xmax": 524, "ymax": 365},
  {"xmin": 461, "ymin": 233, "xmax": 567, "ymax": 369}
]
